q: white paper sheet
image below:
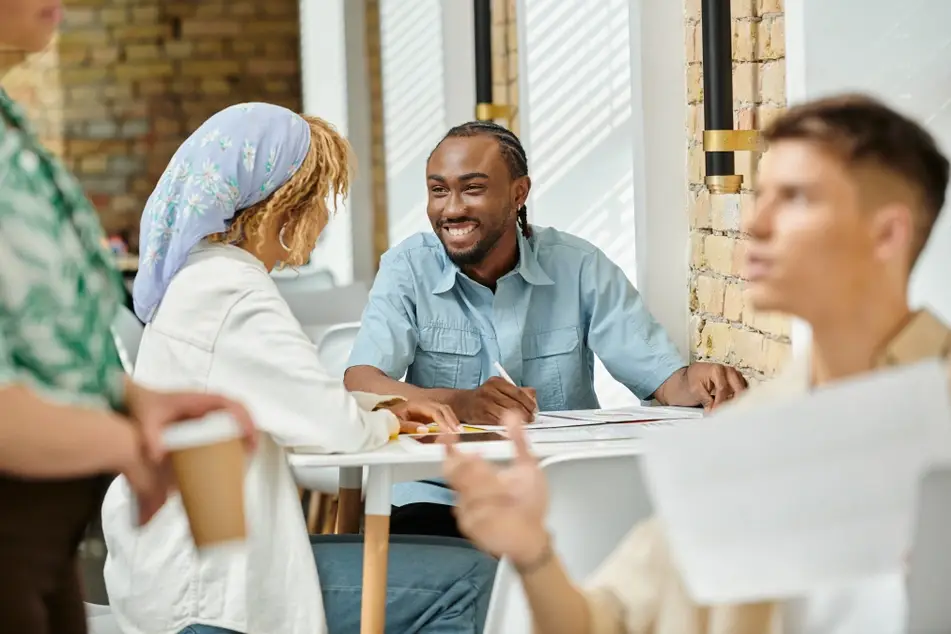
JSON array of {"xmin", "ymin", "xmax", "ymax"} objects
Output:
[
  {"xmin": 641, "ymin": 360, "xmax": 951, "ymax": 604},
  {"xmin": 468, "ymin": 406, "xmax": 703, "ymax": 431},
  {"xmin": 543, "ymin": 405, "xmax": 705, "ymax": 423},
  {"xmin": 527, "ymin": 423, "xmax": 649, "ymax": 443}
]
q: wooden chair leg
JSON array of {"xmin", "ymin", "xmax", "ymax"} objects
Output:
[
  {"xmin": 320, "ymin": 495, "xmax": 338, "ymax": 535},
  {"xmin": 305, "ymin": 491, "xmax": 342, "ymax": 535},
  {"xmin": 306, "ymin": 492, "xmax": 320, "ymax": 533},
  {"xmin": 335, "ymin": 487, "xmax": 363, "ymax": 534}
]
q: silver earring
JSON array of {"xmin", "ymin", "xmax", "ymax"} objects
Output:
[{"xmin": 279, "ymin": 224, "xmax": 290, "ymax": 252}]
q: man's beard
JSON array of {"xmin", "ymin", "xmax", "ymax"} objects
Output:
[{"xmin": 438, "ymin": 211, "xmax": 510, "ymax": 268}]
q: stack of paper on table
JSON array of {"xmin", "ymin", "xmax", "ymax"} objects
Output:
[
  {"xmin": 468, "ymin": 405, "xmax": 704, "ymax": 431},
  {"xmin": 641, "ymin": 359, "xmax": 951, "ymax": 605},
  {"xmin": 544, "ymin": 405, "xmax": 704, "ymax": 423}
]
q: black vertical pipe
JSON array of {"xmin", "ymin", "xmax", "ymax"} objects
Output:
[
  {"xmin": 473, "ymin": 0, "xmax": 493, "ymax": 108},
  {"xmin": 701, "ymin": 0, "xmax": 734, "ymax": 177}
]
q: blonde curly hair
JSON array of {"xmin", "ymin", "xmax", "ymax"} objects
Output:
[{"xmin": 208, "ymin": 114, "xmax": 353, "ymax": 267}]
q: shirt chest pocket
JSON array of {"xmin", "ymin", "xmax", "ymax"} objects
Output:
[
  {"xmin": 523, "ymin": 327, "xmax": 581, "ymax": 411},
  {"xmin": 414, "ymin": 328, "xmax": 484, "ymax": 389}
]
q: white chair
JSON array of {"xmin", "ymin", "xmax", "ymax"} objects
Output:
[
  {"xmin": 298, "ymin": 322, "xmax": 368, "ymax": 506},
  {"xmin": 271, "ymin": 267, "xmax": 336, "ymax": 313},
  {"xmin": 907, "ymin": 467, "xmax": 951, "ymax": 634},
  {"xmin": 316, "ymin": 322, "xmax": 363, "ymax": 379},
  {"xmin": 280, "ymin": 282, "xmax": 369, "ymax": 329},
  {"xmin": 111, "ymin": 305, "xmax": 144, "ymax": 373},
  {"xmin": 85, "ymin": 603, "xmax": 121, "ymax": 634},
  {"xmin": 483, "ymin": 448, "xmax": 651, "ymax": 634}
]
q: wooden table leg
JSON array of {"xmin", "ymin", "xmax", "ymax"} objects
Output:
[
  {"xmin": 361, "ymin": 514, "xmax": 390, "ymax": 633},
  {"xmin": 360, "ymin": 465, "xmax": 392, "ymax": 634},
  {"xmin": 336, "ymin": 466, "xmax": 364, "ymax": 534}
]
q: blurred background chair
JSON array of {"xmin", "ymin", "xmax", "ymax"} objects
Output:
[
  {"xmin": 299, "ymin": 322, "xmax": 368, "ymax": 532},
  {"xmin": 280, "ymin": 280, "xmax": 369, "ymax": 329},
  {"xmin": 315, "ymin": 322, "xmax": 363, "ymax": 379},
  {"xmin": 269, "ymin": 271, "xmax": 373, "ymax": 533},
  {"xmin": 271, "ymin": 267, "xmax": 336, "ymax": 303},
  {"xmin": 111, "ymin": 305, "xmax": 144, "ymax": 374}
]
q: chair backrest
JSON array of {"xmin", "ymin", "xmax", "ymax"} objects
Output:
[
  {"xmin": 280, "ymin": 281, "xmax": 369, "ymax": 328},
  {"xmin": 907, "ymin": 467, "xmax": 951, "ymax": 634},
  {"xmin": 111, "ymin": 305, "xmax": 144, "ymax": 373},
  {"xmin": 272, "ymin": 268, "xmax": 335, "ymax": 304},
  {"xmin": 482, "ymin": 448, "xmax": 650, "ymax": 634},
  {"xmin": 316, "ymin": 322, "xmax": 363, "ymax": 379}
]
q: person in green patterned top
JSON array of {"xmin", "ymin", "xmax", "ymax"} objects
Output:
[{"xmin": 0, "ymin": 3, "xmax": 256, "ymax": 632}]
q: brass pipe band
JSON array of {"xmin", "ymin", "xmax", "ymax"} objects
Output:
[
  {"xmin": 704, "ymin": 174, "xmax": 744, "ymax": 195},
  {"xmin": 703, "ymin": 129, "xmax": 763, "ymax": 153},
  {"xmin": 475, "ymin": 103, "xmax": 513, "ymax": 121}
]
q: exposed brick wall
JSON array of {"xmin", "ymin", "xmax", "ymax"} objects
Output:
[
  {"xmin": 2, "ymin": 0, "xmax": 303, "ymax": 250},
  {"xmin": 491, "ymin": 0, "xmax": 520, "ymax": 134},
  {"xmin": 686, "ymin": 0, "xmax": 790, "ymax": 383}
]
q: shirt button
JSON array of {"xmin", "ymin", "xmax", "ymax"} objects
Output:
[{"xmin": 18, "ymin": 150, "xmax": 38, "ymax": 173}]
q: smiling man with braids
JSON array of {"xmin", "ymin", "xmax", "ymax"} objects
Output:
[{"xmin": 345, "ymin": 122, "xmax": 745, "ymax": 534}]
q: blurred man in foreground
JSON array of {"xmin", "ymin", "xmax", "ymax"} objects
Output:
[{"xmin": 445, "ymin": 95, "xmax": 951, "ymax": 634}]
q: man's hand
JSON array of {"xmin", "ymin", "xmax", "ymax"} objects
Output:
[
  {"xmin": 444, "ymin": 414, "xmax": 549, "ymax": 566},
  {"xmin": 685, "ymin": 362, "xmax": 748, "ymax": 410},
  {"xmin": 447, "ymin": 377, "xmax": 537, "ymax": 426},
  {"xmin": 654, "ymin": 362, "xmax": 747, "ymax": 411},
  {"xmin": 383, "ymin": 399, "xmax": 462, "ymax": 433}
]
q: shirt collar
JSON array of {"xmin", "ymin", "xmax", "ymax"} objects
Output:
[
  {"xmin": 874, "ymin": 310, "xmax": 951, "ymax": 368},
  {"xmin": 730, "ymin": 310, "xmax": 951, "ymax": 412},
  {"xmin": 783, "ymin": 310, "xmax": 951, "ymax": 391},
  {"xmin": 432, "ymin": 229, "xmax": 554, "ymax": 294}
]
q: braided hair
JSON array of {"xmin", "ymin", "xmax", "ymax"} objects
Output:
[{"xmin": 436, "ymin": 121, "xmax": 532, "ymax": 239}]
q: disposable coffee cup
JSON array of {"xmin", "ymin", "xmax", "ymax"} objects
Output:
[{"xmin": 162, "ymin": 412, "xmax": 247, "ymax": 549}]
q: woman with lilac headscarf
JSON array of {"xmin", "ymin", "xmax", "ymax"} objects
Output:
[{"xmin": 101, "ymin": 104, "xmax": 496, "ymax": 634}]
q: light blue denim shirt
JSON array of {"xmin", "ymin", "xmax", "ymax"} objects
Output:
[{"xmin": 348, "ymin": 226, "xmax": 686, "ymax": 505}]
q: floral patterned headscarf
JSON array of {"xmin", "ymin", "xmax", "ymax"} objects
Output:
[{"xmin": 132, "ymin": 103, "xmax": 311, "ymax": 322}]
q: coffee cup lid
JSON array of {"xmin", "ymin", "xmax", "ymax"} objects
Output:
[{"xmin": 163, "ymin": 412, "xmax": 243, "ymax": 451}]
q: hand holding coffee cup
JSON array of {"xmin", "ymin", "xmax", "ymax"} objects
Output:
[
  {"xmin": 123, "ymin": 382, "xmax": 257, "ymax": 463},
  {"xmin": 162, "ymin": 413, "xmax": 250, "ymax": 549}
]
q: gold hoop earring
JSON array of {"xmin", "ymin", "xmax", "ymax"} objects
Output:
[{"xmin": 279, "ymin": 224, "xmax": 290, "ymax": 252}]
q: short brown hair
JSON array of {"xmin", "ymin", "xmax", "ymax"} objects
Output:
[
  {"xmin": 208, "ymin": 114, "xmax": 353, "ymax": 267},
  {"xmin": 764, "ymin": 94, "xmax": 949, "ymax": 261}
]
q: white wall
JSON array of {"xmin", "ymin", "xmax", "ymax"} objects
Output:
[
  {"xmin": 516, "ymin": 0, "xmax": 688, "ymax": 405},
  {"xmin": 379, "ymin": 0, "xmax": 476, "ymax": 247},
  {"xmin": 298, "ymin": 0, "xmax": 378, "ymax": 287},
  {"xmin": 786, "ymin": 0, "xmax": 951, "ymax": 355},
  {"xmin": 630, "ymin": 0, "xmax": 691, "ymax": 359}
]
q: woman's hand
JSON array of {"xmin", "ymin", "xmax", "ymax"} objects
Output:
[{"xmin": 384, "ymin": 399, "xmax": 462, "ymax": 433}]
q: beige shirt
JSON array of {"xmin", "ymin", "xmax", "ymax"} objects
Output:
[{"xmin": 583, "ymin": 311, "xmax": 951, "ymax": 634}]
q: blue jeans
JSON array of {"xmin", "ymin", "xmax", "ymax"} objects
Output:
[{"xmin": 178, "ymin": 534, "xmax": 497, "ymax": 634}]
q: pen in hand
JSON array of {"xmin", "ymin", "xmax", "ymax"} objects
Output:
[{"xmin": 493, "ymin": 361, "xmax": 539, "ymax": 415}]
